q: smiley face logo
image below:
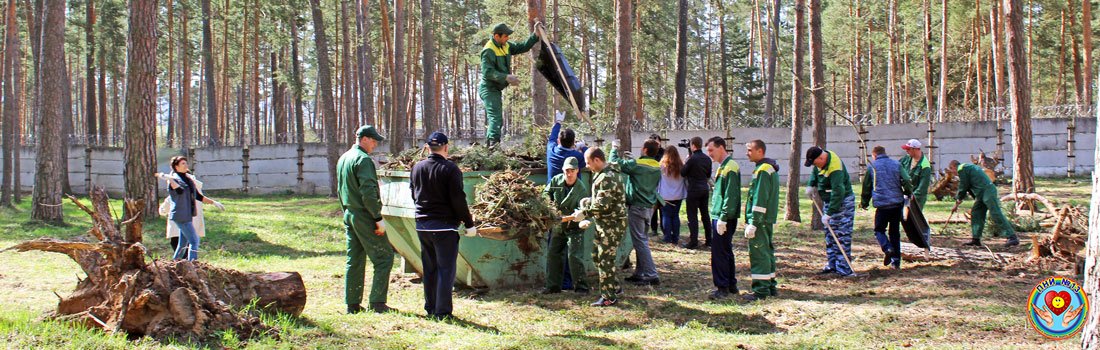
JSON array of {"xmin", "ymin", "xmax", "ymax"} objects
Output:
[
  {"xmin": 1029, "ymin": 277, "xmax": 1090, "ymax": 340},
  {"xmin": 1044, "ymin": 290, "xmax": 1071, "ymax": 316}
]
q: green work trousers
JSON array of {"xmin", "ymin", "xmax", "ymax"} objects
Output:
[
  {"xmin": 344, "ymin": 209, "xmax": 395, "ymax": 305},
  {"xmin": 479, "ymin": 85, "xmax": 504, "ymax": 144},
  {"xmin": 748, "ymin": 223, "xmax": 777, "ymax": 297},
  {"xmin": 546, "ymin": 225, "xmax": 590, "ymax": 291}
]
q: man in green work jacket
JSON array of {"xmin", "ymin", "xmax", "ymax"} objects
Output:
[
  {"xmin": 480, "ymin": 23, "xmax": 541, "ymax": 145},
  {"xmin": 742, "ymin": 140, "xmax": 779, "ymax": 302},
  {"xmin": 898, "ymin": 139, "xmax": 932, "ymax": 208},
  {"xmin": 805, "ymin": 146, "xmax": 856, "ymax": 277},
  {"xmin": 946, "ymin": 160, "xmax": 1020, "ymax": 247},
  {"xmin": 542, "ymin": 157, "xmax": 591, "ymax": 294},
  {"xmin": 610, "ymin": 139, "xmax": 663, "ymax": 286},
  {"xmin": 706, "ymin": 136, "xmax": 741, "ymax": 300},
  {"xmin": 337, "ymin": 125, "xmax": 394, "ymax": 314}
]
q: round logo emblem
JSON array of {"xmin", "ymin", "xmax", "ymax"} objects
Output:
[{"xmin": 1027, "ymin": 276, "xmax": 1089, "ymax": 340}]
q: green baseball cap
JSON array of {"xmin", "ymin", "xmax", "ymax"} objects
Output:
[
  {"xmin": 492, "ymin": 23, "xmax": 514, "ymax": 35},
  {"xmin": 356, "ymin": 125, "xmax": 385, "ymax": 141},
  {"xmin": 563, "ymin": 157, "xmax": 579, "ymax": 170}
]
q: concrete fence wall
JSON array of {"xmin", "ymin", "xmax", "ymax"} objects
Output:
[{"xmin": 3, "ymin": 118, "xmax": 1095, "ymax": 195}]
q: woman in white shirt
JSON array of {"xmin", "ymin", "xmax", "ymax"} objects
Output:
[{"xmin": 657, "ymin": 146, "xmax": 687, "ymax": 244}]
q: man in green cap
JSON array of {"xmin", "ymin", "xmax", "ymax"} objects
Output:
[
  {"xmin": 337, "ymin": 125, "xmax": 394, "ymax": 314},
  {"xmin": 541, "ymin": 156, "xmax": 590, "ymax": 294},
  {"xmin": 945, "ymin": 160, "xmax": 1019, "ymax": 247},
  {"xmin": 480, "ymin": 22, "xmax": 541, "ymax": 145}
]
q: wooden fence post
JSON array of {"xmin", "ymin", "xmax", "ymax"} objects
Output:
[
  {"xmin": 1068, "ymin": 117, "xmax": 1077, "ymax": 177},
  {"xmin": 242, "ymin": 146, "xmax": 250, "ymax": 193}
]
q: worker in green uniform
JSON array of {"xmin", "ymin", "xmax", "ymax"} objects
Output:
[
  {"xmin": 577, "ymin": 148, "xmax": 627, "ymax": 307},
  {"xmin": 805, "ymin": 146, "xmax": 856, "ymax": 277},
  {"xmin": 706, "ymin": 136, "xmax": 741, "ymax": 300},
  {"xmin": 945, "ymin": 160, "xmax": 1020, "ymax": 247},
  {"xmin": 542, "ymin": 157, "xmax": 591, "ymax": 294},
  {"xmin": 742, "ymin": 140, "xmax": 779, "ymax": 302},
  {"xmin": 337, "ymin": 125, "xmax": 394, "ymax": 314},
  {"xmin": 898, "ymin": 139, "xmax": 932, "ymax": 208},
  {"xmin": 479, "ymin": 22, "xmax": 541, "ymax": 145}
]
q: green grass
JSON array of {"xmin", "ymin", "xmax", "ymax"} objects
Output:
[{"xmin": 0, "ymin": 177, "xmax": 1088, "ymax": 349}]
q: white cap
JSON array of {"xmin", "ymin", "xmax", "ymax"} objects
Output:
[{"xmin": 902, "ymin": 139, "xmax": 922, "ymax": 150}]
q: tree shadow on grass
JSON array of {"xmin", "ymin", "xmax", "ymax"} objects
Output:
[{"xmin": 548, "ymin": 332, "xmax": 641, "ymax": 349}]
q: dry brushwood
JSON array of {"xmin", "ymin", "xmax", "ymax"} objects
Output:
[
  {"xmin": 2, "ymin": 187, "xmax": 306, "ymax": 341},
  {"xmin": 469, "ymin": 170, "xmax": 559, "ymax": 247},
  {"xmin": 381, "ymin": 144, "xmax": 544, "ymax": 172},
  {"xmin": 930, "ymin": 169, "xmax": 959, "ymax": 200}
]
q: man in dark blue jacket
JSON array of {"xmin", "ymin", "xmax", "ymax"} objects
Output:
[
  {"xmin": 681, "ymin": 136, "xmax": 712, "ymax": 249},
  {"xmin": 860, "ymin": 146, "xmax": 912, "ymax": 269},
  {"xmin": 411, "ymin": 131, "xmax": 477, "ymax": 320}
]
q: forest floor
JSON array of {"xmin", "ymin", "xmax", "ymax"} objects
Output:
[{"xmin": 0, "ymin": 177, "xmax": 1089, "ymax": 349}]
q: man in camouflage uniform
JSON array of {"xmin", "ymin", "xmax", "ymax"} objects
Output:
[
  {"xmin": 805, "ymin": 146, "xmax": 857, "ymax": 277},
  {"xmin": 542, "ymin": 157, "xmax": 591, "ymax": 294},
  {"xmin": 577, "ymin": 147, "xmax": 627, "ymax": 307},
  {"xmin": 742, "ymin": 140, "xmax": 779, "ymax": 301},
  {"xmin": 946, "ymin": 160, "xmax": 1019, "ymax": 247},
  {"xmin": 337, "ymin": 125, "xmax": 394, "ymax": 314}
]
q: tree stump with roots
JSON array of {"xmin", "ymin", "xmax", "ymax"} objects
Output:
[{"xmin": 2, "ymin": 187, "xmax": 306, "ymax": 341}]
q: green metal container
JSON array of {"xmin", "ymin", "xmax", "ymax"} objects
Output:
[{"xmin": 379, "ymin": 168, "xmax": 631, "ymax": 289}]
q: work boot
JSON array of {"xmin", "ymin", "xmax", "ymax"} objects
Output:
[
  {"xmin": 962, "ymin": 239, "xmax": 982, "ymax": 247},
  {"xmin": 369, "ymin": 302, "xmax": 392, "ymax": 313},
  {"xmin": 347, "ymin": 304, "xmax": 366, "ymax": 314},
  {"xmin": 624, "ymin": 275, "xmax": 643, "ymax": 283},
  {"xmin": 574, "ymin": 286, "xmax": 590, "ymax": 294},
  {"xmin": 817, "ymin": 267, "xmax": 837, "ymax": 275},
  {"xmin": 1005, "ymin": 237, "xmax": 1020, "ymax": 247},
  {"xmin": 590, "ymin": 297, "xmax": 618, "ymax": 307},
  {"xmin": 769, "ymin": 287, "xmax": 779, "ymax": 297},
  {"xmin": 683, "ymin": 241, "xmax": 700, "ymax": 249},
  {"xmin": 708, "ymin": 288, "xmax": 730, "ymax": 300},
  {"xmin": 883, "ymin": 252, "xmax": 892, "ymax": 266}
]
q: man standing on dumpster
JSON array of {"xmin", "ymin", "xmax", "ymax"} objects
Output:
[
  {"xmin": 338, "ymin": 125, "xmax": 393, "ymax": 314},
  {"xmin": 411, "ymin": 131, "xmax": 478, "ymax": 320},
  {"xmin": 479, "ymin": 22, "xmax": 541, "ymax": 145}
]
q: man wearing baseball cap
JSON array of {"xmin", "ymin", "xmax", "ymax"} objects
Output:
[
  {"xmin": 898, "ymin": 139, "xmax": 932, "ymax": 208},
  {"xmin": 541, "ymin": 156, "xmax": 591, "ymax": 295},
  {"xmin": 411, "ymin": 131, "xmax": 478, "ymax": 320},
  {"xmin": 804, "ymin": 146, "xmax": 857, "ymax": 277},
  {"xmin": 337, "ymin": 125, "xmax": 393, "ymax": 314},
  {"xmin": 480, "ymin": 22, "xmax": 542, "ymax": 145}
]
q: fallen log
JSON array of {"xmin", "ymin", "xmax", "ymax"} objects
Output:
[
  {"xmin": 899, "ymin": 242, "xmax": 1015, "ymax": 264},
  {"xmin": 3, "ymin": 187, "xmax": 306, "ymax": 341}
]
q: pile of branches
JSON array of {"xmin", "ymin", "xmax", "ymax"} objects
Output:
[
  {"xmin": 3, "ymin": 187, "xmax": 306, "ymax": 342},
  {"xmin": 381, "ymin": 144, "xmax": 543, "ymax": 172},
  {"xmin": 930, "ymin": 169, "xmax": 959, "ymax": 200},
  {"xmin": 1004, "ymin": 205, "xmax": 1087, "ymax": 273},
  {"xmin": 469, "ymin": 170, "xmax": 559, "ymax": 243}
]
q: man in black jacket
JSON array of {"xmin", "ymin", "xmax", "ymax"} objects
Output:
[
  {"xmin": 410, "ymin": 131, "xmax": 477, "ymax": 320},
  {"xmin": 681, "ymin": 136, "xmax": 712, "ymax": 249}
]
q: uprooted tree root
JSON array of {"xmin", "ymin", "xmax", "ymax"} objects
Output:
[
  {"xmin": 2, "ymin": 187, "xmax": 306, "ymax": 342},
  {"xmin": 1004, "ymin": 205, "xmax": 1088, "ymax": 274}
]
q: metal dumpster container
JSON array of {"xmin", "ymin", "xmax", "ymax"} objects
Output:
[{"xmin": 379, "ymin": 169, "xmax": 631, "ymax": 289}]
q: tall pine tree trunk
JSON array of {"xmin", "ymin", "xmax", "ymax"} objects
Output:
[
  {"xmin": 785, "ymin": 0, "xmax": 806, "ymax": 223},
  {"xmin": 809, "ymin": 0, "xmax": 826, "ymax": 229},
  {"xmin": 763, "ymin": 0, "xmax": 778, "ymax": 126},
  {"xmin": 1003, "ymin": 0, "xmax": 1033, "ymax": 194},
  {"xmin": 357, "ymin": 0, "xmax": 375, "ymax": 126},
  {"xmin": 85, "ymin": 0, "xmax": 97, "ymax": 145},
  {"xmin": 614, "ymin": 0, "xmax": 634, "ymax": 151},
  {"xmin": 672, "ymin": 0, "xmax": 687, "ymax": 129},
  {"xmin": 1081, "ymin": 59, "xmax": 1100, "ymax": 350},
  {"xmin": 528, "ymin": 0, "xmax": 547, "ymax": 125},
  {"xmin": 0, "ymin": 0, "xmax": 18, "ymax": 207},
  {"xmin": 180, "ymin": 4, "xmax": 192, "ymax": 148},
  {"xmin": 291, "ymin": 15, "xmax": 305, "ymax": 145},
  {"xmin": 201, "ymin": 0, "xmax": 218, "ymax": 145},
  {"xmin": 310, "ymin": 0, "xmax": 340, "ymax": 197},
  {"xmin": 124, "ymin": 0, "xmax": 159, "ymax": 218},
  {"xmin": 420, "ymin": 0, "xmax": 436, "ymax": 138},
  {"xmin": 32, "ymin": 0, "xmax": 66, "ymax": 223},
  {"xmin": 1082, "ymin": 0, "xmax": 1093, "ymax": 110}
]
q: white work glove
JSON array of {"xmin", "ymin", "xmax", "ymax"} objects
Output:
[
  {"xmin": 805, "ymin": 186, "xmax": 815, "ymax": 197},
  {"xmin": 821, "ymin": 214, "xmax": 831, "ymax": 226},
  {"xmin": 555, "ymin": 110, "xmax": 566, "ymax": 123},
  {"xmin": 506, "ymin": 75, "xmax": 520, "ymax": 85},
  {"xmin": 211, "ymin": 200, "xmax": 226, "ymax": 211},
  {"xmin": 716, "ymin": 220, "xmax": 728, "ymax": 234},
  {"xmin": 465, "ymin": 227, "xmax": 479, "ymax": 237},
  {"xmin": 611, "ymin": 139, "xmax": 621, "ymax": 150},
  {"xmin": 744, "ymin": 224, "xmax": 757, "ymax": 239},
  {"xmin": 575, "ymin": 139, "xmax": 587, "ymax": 150},
  {"xmin": 578, "ymin": 220, "xmax": 592, "ymax": 229},
  {"xmin": 375, "ymin": 220, "xmax": 386, "ymax": 235},
  {"xmin": 579, "ymin": 197, "xmax": 591, "ymax": 209},
  {"xmin": 571, "ymin": 209, "xmax": 586, "ymax": 222},
  {"xmin": 155, "ymin": 172, "xmax": 172, "ymax": 181}
]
